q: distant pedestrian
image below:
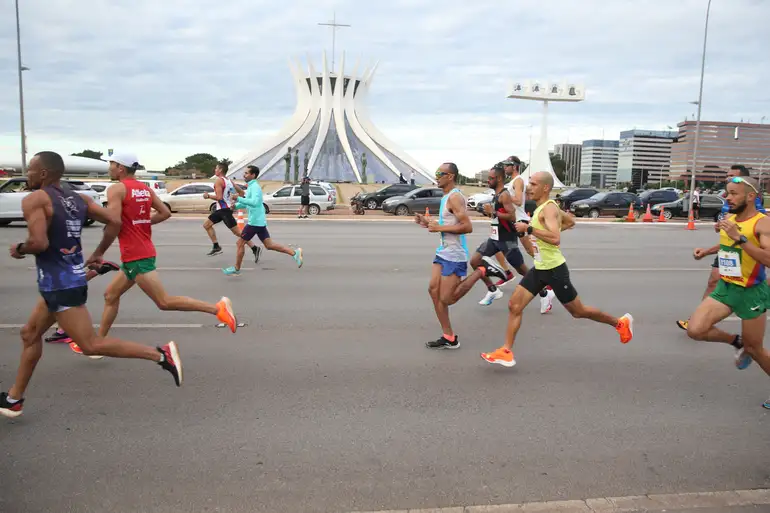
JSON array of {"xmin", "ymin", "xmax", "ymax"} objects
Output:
[
  {"xmin": 299, "ymin": 177, "xmax": 310, "ymax": 218},
  {"xmin": 410, "ymin": 170, "xmax": 415, "ymax": 185}
]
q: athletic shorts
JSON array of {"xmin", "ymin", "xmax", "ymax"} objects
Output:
[
  {"xmin": 122, "ymin": 257, "xmax": 157, "ymax": 281},
  {"xmin": 710, "ymin": 280, "xmax": 770, "ymax": 320},
  {"xmin": 241, "ymin": 224, "xmax": 270, "ymax": 242},
  {"xmin": 40, "ymin": 286, "xmax": 88, "ymax": 313},
  {"xmin": 301, "ymin": 195, "xmax": 310, "ymax": 206},
  {"xmin": 519, "ymin": 262, "xmax": 578, "ymax": 304},
  {"xmin": 711, "ymin": 256, "xmax": 719, "ymax": 268},
  {"xmin": 433, "ymin": 255, "xmax": 468, "ymax": 278},
  {"xmin": 476, "ymin": 239, "xmax": 524, "ymax": 268},
  {"xmin": 209, "ymin": 208, "xmax": 237, "ymax": 229}
]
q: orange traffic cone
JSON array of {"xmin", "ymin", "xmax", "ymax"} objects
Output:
[
  {"xmin": 686, "ymin": 210, "xmax": 696, "ymax": 230},
  {"xmin": 625, "ymin": 203, "xmax": 635, "ymax": 222},
  {"xmin": 237, "ymin": 210, "xmax": 245, "ymax": 229},
  {"xmin": 658, "ymin": 206, "xmax": 666, "ymax": 222},
  {"xmin": 642, "ymin": 204, "xmax": 653, "ymax": 223},
  {"xmin": 425, "ymin": 207, "xmax": 431, "ymax": 218}
]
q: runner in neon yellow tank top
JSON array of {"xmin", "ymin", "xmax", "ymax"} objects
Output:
[
  {"xmin": 686, "ymin": 176, "xmax": 770, "ymax": 406},
  {"xmin": 481, "ymin": 171, "xmax": 634, "ymax": 368}
]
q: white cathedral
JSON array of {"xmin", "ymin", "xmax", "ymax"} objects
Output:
[{"xmin": 227, "ymin": 52, "xmax": 434, "ymax": 185}]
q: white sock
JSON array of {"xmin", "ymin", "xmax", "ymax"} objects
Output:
[{"xmin": 6, "ymin": 396, "xmax": 19, "ymax": 404}]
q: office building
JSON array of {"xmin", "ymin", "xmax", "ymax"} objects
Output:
[
  {"xmin": 670, "ymin": 121, "xmax": 770, "ymax": 185},
  {"xmin": 475, "ymin": 169, "xmax": 490, "ymax": 183},
  {"xmin": 553, "ymin": 143, "xmax": 582, "ymax": 185},
  {"xmin": 616, "ymin": 129, "xmax": 678, "ymax": 188},
  {"xmin": 580, "ymin": 140, "xmax": 619, "ymax": 188}
]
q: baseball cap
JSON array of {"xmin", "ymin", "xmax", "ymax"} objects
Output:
[
  {"xmin": 501, "ymin": 156, "xmax": 521, "ymax": 166},
  {"xmin": 491, "ymin": 162, "xmax": 505, "ymax": 171},
  {"xmin": 105, "ymin": 151, "xmax": 140, "ymax": 169}
]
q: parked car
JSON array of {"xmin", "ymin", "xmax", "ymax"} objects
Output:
[
  {"xmin": 0, "ymin": 178, "xmax": 101, "ymax": 226},
  {"xmin": 382, "ymin": 187, "xmax": 444, "ymax": 215},
  {"xmin": 355, "ymin": 183, "xmax": 418, "ymax": 210},
  {"xmin": 638, "ymin": 189, "xmax": 680, "ymax": 209},
  {"xmin": 158, "ymin": 183, "xmax": 217, "ymax": 213},
  {"xmin": 467, "ymin": 189, "xmax": 494, "ymax": 209},
  {"xmin": 311, "ymin": 180, "xmax": 337, "ymax": 204},
  {"xmin": 651, "ymin": 194, "xmax": 725, "ymax": 221},
  {"xmin": 140, "ymin": 180, "xmax": 168, "ymax": 195},
  {"xmin": 556, "ymin": 187, "xmax": 599, "ymax": 210},
  {"xmin": 570, "ymin": 191, "xmax": 643, "ymax": 219},
  {"xmin": 263, "ymin": 184, "xmax": 335, "ymax": 215}
]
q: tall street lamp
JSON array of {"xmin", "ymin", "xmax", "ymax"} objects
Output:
[
  {"xmin": 687, "ymin": 0, "xmax": 713, "ymax": 223},
  {"xmin": 15, "ymin": 0, "xmax": 28, "ymax": 174}
]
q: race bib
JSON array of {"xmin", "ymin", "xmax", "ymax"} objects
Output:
[
  {"xmin": 490, "ymin": 219, "xmax": 499, "ymax": 240},
  {"xmin": 531, "ymin": 240, "xmax": 542, "ymax": 263},
  {"xmin": 718, "ymin": 250, "xmax": 741, "ymax": 278}
]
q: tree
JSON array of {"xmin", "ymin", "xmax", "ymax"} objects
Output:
[
  {"xmin": 170, "ymin": 153, "xmax": 223, "ymax": 177},
  {"xmin": 550, "ymin": 154, "xmax": 566, "ymax": 182},
  {"xmin": 71, "ymin": 149, "xmax": 103, "ymax": 160}
]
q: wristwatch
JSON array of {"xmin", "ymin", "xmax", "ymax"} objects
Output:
[
  {"xmin": 737, "ymin": 235, "xmax": 748, "ymax": 245},
  {"xmin": 16, "ymin": 242, "xmax": 25, "ymax": 255},
  {"xmin": 526, "ymin": 225, "xmax": 534, "ymax": 235}
]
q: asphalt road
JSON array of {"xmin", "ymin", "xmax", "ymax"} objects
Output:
[{"xmin": 0, "ymin": 218, "xmax": 768, "ymax": 513}]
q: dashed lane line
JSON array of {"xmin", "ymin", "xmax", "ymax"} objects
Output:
[{"xmin": 0, "ymin": 323, "xmax": 204, "ymax": 329}]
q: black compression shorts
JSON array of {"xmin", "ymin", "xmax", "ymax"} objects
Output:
[
  {"xmin": 519, "ymin": 263, "xmax": 578, "ymax": 304},
  {"xmin": 208, "ymin": 208, "xmax": 237, "ymax": 229}
]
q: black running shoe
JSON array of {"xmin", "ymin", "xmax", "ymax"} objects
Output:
[
  {"xmin": 95, "ymin": 260, "xmax": 120, "ymax": 275},
  {"xmin": 479, "ymin": 256, "xmax": 508, "ymax": 281},
  {"xmin": 425, "ymin": 336, "xmax": 460, "ymax": 350},
  {"xmin": 45, "ymin": 329, "xmax": 72, "ymax": 344},
  {"xmin": 253, "ymin": 246, "xmax": 262, "ymax": 263},
  {"xmin": 157, "ymin": 342, "xmax": 183, "ymax": 387},
  {"xmin": 0, "ymin": 392, "xmax": 24, "ymax": 418},
  {"xmin": 207, "ymin": 246, "xmax": 223, "ymax": 256}
]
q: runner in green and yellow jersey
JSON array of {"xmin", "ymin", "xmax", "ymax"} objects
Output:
[{"xmin": 480, "ymin": 171, "xmax": 634, "ymax": 368}]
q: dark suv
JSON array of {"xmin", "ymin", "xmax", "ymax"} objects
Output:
[
  {"xmin": 570, "ymin": 191, "xmax": 643, "ymax": 219},
  {"xmin": 355, "ymin": 183, "xmax": 419, "ymax": 210},
  {"xmin": 556, "ymin": 188, "xmax": 599, "ymax": 210},
  {"xmin": 638, "ymin": 189, "xmax": 680, "ymax": 209}
]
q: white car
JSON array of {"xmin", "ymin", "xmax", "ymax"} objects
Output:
[
  {"xmin": 263, "ymin": 184, "xmax": 335, "ymax": 215},
  {"xmin": 467, "ymin": 189, "xmax": 494, "ymax": 209},
  {"xmin": 0, "ymin": 178, "xmax": 101, "ymax": 226},
  {"xmin": 311, "ymin": 180, "xmax": 337, "ymax": 204},
  {"xmin": 157, "ymin": 183, "xmax": 217, "ymax": 213}
]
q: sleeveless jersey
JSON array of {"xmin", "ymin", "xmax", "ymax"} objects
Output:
[
  {"xmin": 216, "ymin": 177, "xmax": 236, "ymax": 210},
  {"xmin": 506, "ymin": 175, "xmax": 530, "ymax": 222},
  {"xmin": 435, "ymin": 188, "xmax": 469, "ymax": 263},
  {"xmin": 530, "ymin": 199, "xmax": 566, "ymax": 270},
  {"xmin": 119, "ymin": 179, "xmax": 156, "ymax": 263},
  {"xmin": 717, "ymin": 212, "xmax": 766, "ymax": 287},
  {"xmin": 35, "ymin": 185, "xmax": 88, "ymax": 292},
  {"xmin": 490, "ymin": 189, "xmax": 516, "ymax": 242}
]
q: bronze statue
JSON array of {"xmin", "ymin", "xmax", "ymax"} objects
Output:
[
  {"xmin": 361, "ymin": 152, "xmax": 368, "ymax": 184},
  {"xmin": 293, "ymin": 148, "xmax": 300, "ymax": 184},
  {"xmin": 283, "ymin": 147, "xmax": 292, "ymax": 183}
]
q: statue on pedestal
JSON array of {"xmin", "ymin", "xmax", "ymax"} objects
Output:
[
  {"xmin": 303, "ymin": 152, "xmax": 310, "ymax": 178},
  {"xmin": 293, "ymin": 148, "xmax": 300, "ymax": 184},
  {"xmin": 361, "ymin": 152, "xmax": 368, "ymax": 184},
  {"xmin": 283, "ymin": 147, "xmax": 292, "ymax": 183}
]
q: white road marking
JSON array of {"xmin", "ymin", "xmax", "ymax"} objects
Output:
[
  {"xmin": 0, "ymin": 323, "xmax": 204, "ymax": 329},
  {"xmin": 163, "ymin": 216, "xmax": 702, "ymax": 226},
  {"xmin": 27, "ymin": 267, "xmax": 255, "ymax": 271},
  {"xmin": 350, "ymin": 488, "xmax": 770, "ymax": 513},
  {"xmin": 24, "ymin": 266, "xmax": 702, "ymax": 272}
]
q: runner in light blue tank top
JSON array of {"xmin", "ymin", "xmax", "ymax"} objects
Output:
[{"xmin": 415, "ymin": 163, "xmax": 507, "ymax": 350}]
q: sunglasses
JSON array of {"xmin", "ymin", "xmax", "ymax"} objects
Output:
[
  {"xmin": 435, "ymin": 171, "xmax": 449, "ymax": 179},
  {"xmin": 730, "ymin": 176, "xmax": 759, "ymax": 194}
]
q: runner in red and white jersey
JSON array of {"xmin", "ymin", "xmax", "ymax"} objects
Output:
[{"xmin": 71, "ymin": 152, "xmax": 238, "ymax": 356}]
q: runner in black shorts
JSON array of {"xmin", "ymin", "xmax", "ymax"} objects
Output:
[{"xmin": 475, "ymin": 164, "xmax": 529, "ymax": 306}]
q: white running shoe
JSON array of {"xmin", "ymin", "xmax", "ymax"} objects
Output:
[
  {"xmin": 479, "ymin": 288, "xmax": 504, "ymax": 306},
  {"xmin": 540, "ymin": 289, "xmax": 555, "ymax": 314}
]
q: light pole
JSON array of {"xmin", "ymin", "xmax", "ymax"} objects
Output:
[
  {"xmin": 15, "ymin": 0, "xmax": 28, "ymax": 174},
  {"xmin": 687, "ymin": 0, "xmax": 713, "ymax": 220}
]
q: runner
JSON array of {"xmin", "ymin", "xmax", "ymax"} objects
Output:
[
  {"xmin": 685, "ymin": 176, "xmax": 770, "ymax": 407},
  {"xmin": 476, "ymin": 164, "xmax": 530, "ymax": 305},
  {"xmin": 480, "ymin": 171, "xmax": 633, "ymax": 367},
  {"xmin": 222, "ymin": 165, "xmax": 303, "ymax": 275},
  {"xmin": 416, "ymin": 163, "xmax": 507, "ymax": 349},
  {"xmin": 203, "ymin": 162, "xmax": 260, "ymax": 261},
  {"xmin": 1, "ymin": 151, "xmax": 182, "ymax": 418},
  {"xmin": 677, "ymin": 164, "xmax": 766, "ymax": 330},
  {"xmin": 73, "ymin": 152, "xmax": 237, "ymax": 356}
]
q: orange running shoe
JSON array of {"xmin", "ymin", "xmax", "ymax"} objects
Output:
[
  {"xmin": 68, "ymin": 342, "xmax": 103, "ymax": 360},
  {"xmin": 616, "ymin": 313, "xmax": 634, "ymax": 344},
  {"xmin": 216, "ymin": 297, "xmax": 237, "ymax": 333},
  {"xmin": 480, "ymin": 347, "xmax": 516, "ymax": 367}
]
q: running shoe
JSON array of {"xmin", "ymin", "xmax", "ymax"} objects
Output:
[
  {"xmin": 215, "ymin": 297, "xmax": 237, "ymax": 333},
  {"xmin": 0, "ymin": 392, "xmax": 23, "ymax": 419},
  {"xmin": 494, "ymin": 270, "xmax": 515, "ymax": 287},
  {"xmin": 479, "ymin": 256, "xmax": 507, "ymax": 281},
  {"xmin": 207, "ymin": 246, "xmax": 223, "ymax": 256},
  {"xmin": 735, "ymin": 346, "xmax": 753, "ymax": 370},
  {"xmin": 616, "ymin": 313, "xmax": 634, "ymax": 344},
  {"xmin": 157, "ymin": 342, "xmax": 183, "ymax": 387},
  {"xmin": 45, "ymin": 329, "xmax": 72, "ymax": 344},
  {"xmin": 95, "ymin": 260, "xmax": 120, "ymax": 275},
  {"xmin": 68, "ymin": 342, "xmax": 104, "ymax": 360},
  {"xmin": 676, "ymin": 319, "xmax": 689, "ymax": 331},
  {"xmin": 222, "ymin": 266, "xmax": 241, "ymax": 276},
  {"xmin": 293, "ymin": 248, "xmax": 303, "ymax": 268},
  {"xmin": 540, "ymin": 288, "xmax": 555, "ymax": 314},
  {"xmin": 763, "ymin": 396, "xmax": 770, "ymax": 410},
  {"xmin": 425, "ymin": 336, "xmax": 460, "ymax": 349},
  {"xmin": 253, "ymin": 246, "xmax": 262, "ymax": 264},
  {"xmin": 480, "ymin": 347, "xmax": 516, "ymax": 367},
  {"xmin": 479, "ymin": 288, "xmax": 504, "ymax": 306}
]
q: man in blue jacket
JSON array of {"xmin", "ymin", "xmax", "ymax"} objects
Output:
[{"xmin": 222, "ymin": 166, "xmax": 303, "ymax": 276}]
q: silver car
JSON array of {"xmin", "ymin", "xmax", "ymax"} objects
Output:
[{"xmin": 263, "ymin": 184, "xmax": 335, "ymax": 215}]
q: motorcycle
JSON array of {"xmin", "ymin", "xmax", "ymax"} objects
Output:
[{"xmin": 350, "ymin": 194, "xmax": 366, "ymax": 215}]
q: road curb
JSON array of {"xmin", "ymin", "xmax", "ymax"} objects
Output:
[
  {"xmin": 164, "ymin": 216, "xmax": 705, "ymax": 226},
  {"xmin": 350, "ymin": 488, "xmax": 770, "ymax": 513}
]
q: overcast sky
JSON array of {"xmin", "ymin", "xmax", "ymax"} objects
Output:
[{"xmin": 1, "ymin": 0, "xmax": 768, "ymax": 175}]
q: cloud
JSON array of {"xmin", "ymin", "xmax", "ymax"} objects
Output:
[{"xmin": 0, "ymin": 0, "xmax": 768, "ymax": 176}]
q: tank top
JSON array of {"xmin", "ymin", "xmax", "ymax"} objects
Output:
[
  {"xmin": 435, "ymin": 188, "xmax": 469, "ymax": 263},
  {"xmin": 216, "ymin": 177, "xmax": 236, "ymax": 210},
  {"xmin": 35, "ymin": 185, "xmax": 88, "ymax": 292},
  {"xmin": 119, "ymin": 179, "xmax": 156, "ymax": 263},
  {"xmin": 717, "ymin": 212, "xmax": 766, "ymax": 287},
  {"xmin": 506, "ymin": 175, "xmax": 530, "ymax": 222},
  {"xmin": 530, "ymin": 199, "xmax": 567, "ymax": 270},
  {"xmin": 489, "ymin": 189, "xmax": 516, "ymax": 242}
]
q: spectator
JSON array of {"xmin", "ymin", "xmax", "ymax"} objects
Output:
[{"xmin": 299, "ymin": 177, "xmax": 310, "ymax": 218}]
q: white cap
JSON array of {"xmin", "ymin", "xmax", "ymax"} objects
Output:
[{"xmin": 105, "ymin": 151, "xmax": 140, "ymax": 169}]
